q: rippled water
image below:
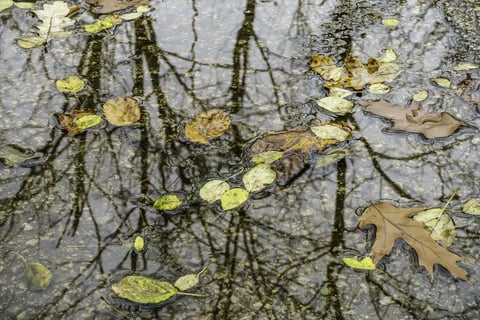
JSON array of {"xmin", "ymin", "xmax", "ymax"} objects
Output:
[{"xmin": 0, "ymin": 0, "xmax": 479, "ymax": 319}]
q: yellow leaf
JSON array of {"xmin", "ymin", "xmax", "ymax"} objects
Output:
[
  {"xmin": 56, "ymin": 76, "xmax": 85, "ymax": 94},
  {"xmin": 379, "ymin": 48, "xmax": 397, "ymax": 63},
  {"xmin": 315, "ymin": 96, "xmax": 353, "ymax": 114},
  {"xmin": 310, "ymin": 124, "xmax": 351, "ymax": 141},
  {"xmin": 242, "ymin": 164, "xmax": 276, "ymax": 192},
  {"xmin": 153, "ymin": 194, "xmax": 182, "ymax": 211},
  {"xmin": 55, "ymin": 110, "xmax": 99, "ymax": 135},
  {"xmin": 184, "ymin": 109, "xmax": 231, "ymax": 144},
  {"xmin": 26, "ymin": 262, "xmax": 52, "ymax": 290},
  {"xmin": 413, "ymin": 90, "xmax": 429, "ymax": 101},
  {"xmin": 199, "ymin": 180, "xmax": 230, "ymax": 203},
  {"xmin": 134, "ymin": 236, "xmax": 145, "ymax": 252},
  {"xmin": 462, "ymin": 199, "xmax": 480, "ymax": 215},
  {"xmin": 74, "ymin": 114, "xmax": 102, "ymax": 130},
  {"xmin": 103, "ymin": 97, "xmax": 141, "ymax": 126},
  {"xmin": 367, "ymin": 83, "xmax": 390, "ymax": 94},
  {"xmin": 382, "ymin": 18, "xmax": 399, "ymax": 27},
  {"xmin": 16, "ymin": 37, "xmax": 45, "ymax": 49},
  {"xmin": 220, "ymin": 188, "xmax": 249, "ymax": 211},
  {"xmin": 329, "ymin": 87, "xmax": 353, "ymax": 98},
  {"xmin": 342, "ymin": 256, "xmax": 376, "ymax": 270},
  {"xmin": 432, "ymin": 77, "xmax": 453, "ymax": 89},
  {"xmin": 454, "ymin": 62, "xmax": 479, "ymax": 71}
]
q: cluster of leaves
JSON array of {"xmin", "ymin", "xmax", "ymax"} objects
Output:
[{"xmin": 54, "ymin": 76, "xmax": 141, "ymax": 135}]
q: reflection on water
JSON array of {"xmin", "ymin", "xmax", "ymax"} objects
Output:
[{"xmin": 0, "ymin": 0, "xmax": 479, "ymax": 319}]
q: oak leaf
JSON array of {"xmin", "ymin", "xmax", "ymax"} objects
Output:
[
  {"xmin": 361, "ymin": 99, "xmax": 461, "ymax": 139},
  {"xmin": 358, "ymin": 202, "xmax": 468, "ymax": 281}
]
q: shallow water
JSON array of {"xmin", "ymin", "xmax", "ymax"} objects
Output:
[{"xmin": 0, "ymin": 0, "xmax": 479, "ymax": 319}]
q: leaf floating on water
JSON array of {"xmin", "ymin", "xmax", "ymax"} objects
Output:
[
  {"xmin": 0, "ymin": 144, "xmax": 38, "ymax": 167},
  {"xmin": 33, "ymin": 1, "xmax": 75, "ymax": 39},
  {"xmin": 0, "ymin": 0, "xmax": 13, "ymax": 12},
  {"xmin": 453, "ymin": 62, "xmax": 479, "ymax": 71},
  {"xmin": 462, "ymin": 199, "xmax": 480, "ymax": 216},
  {"xmin": 316, "ymin": 149, "xmax": 349, "ymax": 168},
  {"xmin": 84, "ymin": 18, "xmax": 115, "ymax": 33},
  {"xmin": 250, "ymin": 150, "xmax": 284, "ymax": 165},
  {"xmin": 329, "ymin": 87, "xmax": 353, "ymax": 98},
  {"xmin": 315, "ymin": 96, "xmax": 354, "ymax": 114},
  {"xmin": 174, "ymin": 264, "xmax": 208, "ymax": 291},
  {"xmin": 14, "ymin": 2, "xmax": 35, "ymax": 9},
  {"xmin": 56, "ymin": 76, "xmax": 86, "ymax": 94},
  {"xmin": 310, "ymin": 124, "xmax": 351, "ymax": 141},
  {"xmin": 220, "ymin": 188, "xmax": 249, "ymax": 211},
  {"xmin": 367, "ymin": 83, "xmax": 390, "ymax": 94},
  {"xmin": 432, "ymin": 77, "xmax": 453, "ymax": 89},
  {"xmin": 134, "ymin": 236, "xmax": 145, "ymax": 252},
  {"xmin": 153, "ymin": 194, "xmax": 182, "ymax": 211},
  {"xmin": 56, "ymin": 110, "xmax": 101, "ymax": 135},
  {"xmin": 112, "ymin": 275, "xmax": 178, "ymax": 304},
  {"xmin": 103, "ymin": 97, "xmax": 141, "ymax": 126},
  {"xmin": 342, "ymin": 256, "xmax": 376, "ymax": 270},
  {"xmin": 16, "ymin": 37, "xmax": 46, "ymax": 49},
  {"xmin": 184, "ymin": 109, "xmax": 231, "ymax": 144},
  {"xmin": 87, "ymin": 0, "xmax": 149, "ymax": 14},
  {"xmin": 413, "ymin": 208, "xmax": 456, "ymax": 247},
  {"xmin": 379, "ymin": 48, "xmax": 397, "ymax": 63},
  {"xmin": 26, "ymin": 262, "xmax": 52, "ymax": 290},
  {"xmin": 413, "ymin": 90, "xmax": 429, "ymax": 102},
  {"xmin": 381, "ymin": 18, "xmax": 399, "ymax": 27},
  {"xmin": 242, "ymin": 164, "xmax": 276, "ymax": 192},
  {"xmin": 199, "ymin": 180, "xmax": 230, "ymax": 203}
]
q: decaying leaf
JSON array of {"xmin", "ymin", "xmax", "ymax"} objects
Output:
[
  {"xmin": 26, "ymin": 262, "xmax": 52, "ymax": 290},
  {"xmin": 134, "ymin": 236, "xmax": 145, "ymax": 252},
  {"xmin": 0, "ymin": 144, "xmax": 42, "ymax": 167},
  {"xmin": 242, "ymin": 164, "xmax": 276, "ymax": 192},
  {"xmin": 315, "ymin": 96, "xmax": 354, "ymax": 114},
  {"xmin": 184, "ymin": 109, "xmax": 231, "ymax": 144},
  {"xmin": 457, "ymin": 78, "xmax": 480, "ymax": 110},
  {"xmin": 84, "ymin": 15, "xmax": 122, "ymax": 33},
  {"xmin": 342, "ymin": 256, "xmax": 376, "ymax": 270},
  {"xmin": 270, "ymin": 152, "xmax": 307, "ymax": 186},
  {"xmin": 55, "ymin": 110, "xmax": 102, "ymax": 135},
  {"xmin": 55, "ymin": 76, "xmax": 85, "ymax": 94},
  {"xmin": 87, "ymin": 0, "xmax": 149, "ymax": 14},
  {"xmin": 250, "ymin": 150, "xmax": 284, "ymax": 165},
  {"xmin": 358, "ymin": 202, "xmax": 468, "ymax": 280},
  {"xmin": 174, "ymin": 265, "xmax": 208, "ymax": 291},
  {"xmin": 316, "ymin": 149, "xmax": 349, "ymax": 168},
  {"xmin": 462, "ymin": 199, "xmax": 480, "ymax": 216},
  {"xmin": 153, "ymin": 194, "xmax": 182, "ymax": 211},
  {"xmin": 112, "ymin": 275, "xmax": 178, "ymax": 304},
  {"xmin": 361, "ymin": 99, "xmax": 461, "ymax": 139},
  {"xmin": 381, "ymin": 18, "xmax": 399, "ymax": 27},
  {"xmin": 199, "ymin": 180, "xmax": 230, "ymax": 203},
  {"xmin": 220, "ymin": 188, "xmax": 249, "ymax": 211},
  {"xmin": 413, "ymin": 208, "xmax": 456, "ymax": 247},
  {"xmin": 103, "ymin": 97, "xmax": 141, "ymax": 126}
]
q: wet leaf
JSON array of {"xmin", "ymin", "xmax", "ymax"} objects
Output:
[
  {"xmin": 0, "ymin": 0, "xmax": 13, "ymax": 13},
  {"xmin": 413, "ymin": 90, "xmax": 429, "ymax": 101},
  {"xmin": 134, "ymin": 236, "xmax": 145, "ymax": 252},
  {"xmin": 84, "ymin": 19, "xmax": 115, "ymax": 33},
  {"xmin": 329, "ymin": 87, "xmax": 353, "ymax": 98},
  {"xmin": 250, "ymin": 150, "xmax": 284, "ymax": 164},
  {"xmin": 432, "ymin": 77, "xmax": 453, "ymax": 89},
  {"xmin": 0, "ymin": 144, "xmax": 38, "ymax": 167},
  {"xmin": 120, "ymin": 12, "xmax": 143, "ymax": 20},
  {"xmin": 413, "ymin": 208, "xmax": 456, "ymax": 247},
  {"xmin": 14, "ymin": 2, "xmax": 35, "ymax": 9},
  {"xmin": 199, "ymin": 180, "xmax": 230, "ymax": 203},
  {"xmin": 361, "ymin": 99, "xmax": 461, "ymax": 139},
  {"xmin": 359, "ymin": 202, "xmax": 468, "ymax": 280},
  {"xmin": 33, "ymin": 1, "xmax": 75, "ymax": 39},
  {"xmin": 367, "ymin": 83, "xmax": 390, "ymax": 94},
  {"xmin": 16, "ymin": 37, "xmax": 45, "ymax": 49},
  {"xmin": 453, "ymin": 62, "xmax": 479, "ymax": 71},
  {"xmin": 310, "ymin": 124, "xmax": 351, "ymax": 141},
  {"xmin": 174, "ymin": 265, "xmax": 207, "ymax": 291},
  {"xmin": 379, "ymin": 48, "xmax": 397, "ymax": 63},
  {"xmin": 316, "ymin": 149, "xmax": 349, "ymax": 168},
  {"xmin": 457, "ymin": 78, "xmax": 480, "ymax": 110},
  {"xmin": 87, "ymin": 0, "xmax": 149, "ymax": 14},
  {"xmin": 112, "ymin": 275, "xmax": 178, "ymax": 304},
  {"xmin": 342, "ymin": 256, "xmax": 376, "ymax": 270},
  {"xmin": 315, "ymin": 96, "xmax": 354, "ymax": 114},
  {"xmin": 26, "ymin": 262, "xmax": 52, "ymax": 290},
  {"xmin": 103, "ymin": 97, "xmax": 141, "ymax": 126},
  {"xmin": 270, "ymin": 152, "xmax": 307, "ymax": 186},
  {"xmin": 153, "ymin": 194, "xmax": 182, "ymax": 211},
  {"xmin": 55, "ymin": 110, "xmax": 101, "ymax": 135},
  {"xmin": 184, "ymin": 109, "xmax": 231, "ymax": 144},
  {"xmin": 220, "ymin": 188, "xmax": 249, "ymax": 211},
  {"xmin": 462, "ymin": 199, "xmax": 480, "ymax": 215},
  {"xmin": 242, "ymin": 164, "xmax": 276, "ymax": 192},
  {"xmin": 56, "ymin": 76, "xmax": 85, "ymax": 94},
  {"xmin": 382, "ymin": 18, "xmax": 399, "ymax": 27}
]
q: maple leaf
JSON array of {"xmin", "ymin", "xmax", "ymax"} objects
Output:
[
  {"xmin": 361, "ymin": 99, "xmax": 461, "ymax": 139},
  {"xmin": 358, "ymin": 202, "xmax": 468, "ymax": 281}
]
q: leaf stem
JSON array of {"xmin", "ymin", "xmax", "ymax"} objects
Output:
[
  {"xmin": 430, "ymin": 188, "xmax": 459, "ymax": 235},
  {"xmin": 9, "ymin": 251, "xmax": 27, "ymax": 264}
]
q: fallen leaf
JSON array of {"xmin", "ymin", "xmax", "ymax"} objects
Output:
[
  {"xmin": 316, "ymin": 149, "xmax": 348, "ymax": 168},
  {"xmin": 462, "ymin": 199, "xmax": 480, "ymax": 215},
  {"xmin": 55, "ymin": 76, "xmax": 85, "ymax": 94},
  {"xmin": 55, "ymin": 110, "xmax": 102, "ymax": 135},
  {"xmin": 453, "ymin": 62, "xmax": 479, "ymax": 71},
  {"xmin": 33, "ymin": 1, "xmax": 75, "ymax": 39},
  {"xmin": 361, "ymin": 99, "xmax": 461, "ymax": 138},
  {"xmin": 358, "ymin": 202, "xmax": 468, "ymax": 280},
  {"xmin": 199, "ymin": 180, "xmax": 230, "ymax": 203},
  {"xmin": 153, "ymin": 194, "xmax": 182, "ymax": 211},
  {"xmin": 342, "ymin": 256, "xmax": 376, "ymax": 270},
  {"xmin": 184, "ymin": 109, "xmax": 231, "ymax": 144},
  {"xmin": 315, "ymin": 96, "xmax": 354, "ymax": 114},
  {"xmin": 329, "ymin": 87, "xmax": 353, "ymax": 98},
  {"xmin": 242, "ymin": 164, "xmax": 276, "ymax": 192},
  {"xmin": 382, "ymin": 18, "xmax": 399, "ymax": 27},
  {"xmin": 0, "ymin": 144, "xmax": 41, "ymax": 167},
  {"xmin": 87, "ymin": 0, "xmax": 148, "ymax": 14},
  {"xmin": 0, "ymin": 0, "xmax": 13, "ymax": 13},
  {"xmin": 270, "ymin": 152, "xmax": 308, "ymax": 186},
  {"xmin": 14, "ymin": 2, "xmax": 35, "ymax": 9},
  {"xmin": 379, "ymin": 48, "xmax": 397, "ymax": 63},
  {"xmin": 367, "ymin": 83, "xmax": 390, "ymax": 94},
  {"xmin": 134, "ymin": 236, "xmax": 145, "ymax": 252},
  {"xmin": 310, "ymin": 124, "xmax": 351, "ymax": 141},
  {"xmin": 16, "ymin": 37, "xmax": 45, "ymax": 49},
  {"xmin": 413, "ymin": 208, "xmax": 456, "ymax": 247},
  {"xmin": 84, "ymin": 18, "xmax": 116, "ymax": 33},
  {"xmin": 220, "ymin": 188, "xmax": 249, "ymax": 211},
  {"xmin": 457, "ymin": 78, "xmax": 480, "ymax": 110},
  {"xmin": 103, "ymin": 97, "xmax": 141, "ymax": 126},
  {"xmin": 250, "ymin": 150, "xmax": 284, "ymax": 165},
  {"xmin": 26, "ymin": 262, "xmax": 52, "ymax": 290},
  {"xmin": 413, "ymin": 90, "xmax": 429, "ymax": 102},
  {"xmin": 112, "ymin": 275, "xmax": 178, "ymax": 304},
  {"xmin": 432, "ymin": 77, "xmax": 454, "ymax": 89},
  {"xmin": 174, "ymin": 265, "xmax": 207, "ymax": 291}
]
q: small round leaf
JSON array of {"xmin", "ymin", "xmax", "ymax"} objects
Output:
[
  {"xmin": 220, "ymin": 188, "xmax": 249, "ymax": 211},
  {"xmin": 242, "ymin": 164, "xmax": 276, "ymax": 192},
  {"xmin": 153, "ymin": 194, "xmax": 182, "ymax": 211},
  {"xmin": 199, "ymin": 180, "xmax": 230, "ymax": 203}
]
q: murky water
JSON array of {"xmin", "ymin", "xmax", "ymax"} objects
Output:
[{"xmin": 1, "ymin": 0, "xmax": 479, "ymax": 319}]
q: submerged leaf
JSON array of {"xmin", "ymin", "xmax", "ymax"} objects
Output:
[
  {"xmin": 0, "ymin": 144, "xmax": 38, "ymax": 167},
  {"xmin": 462, "ymin": 199, "xmax": 480, "ymax": 215},
  {"xmin": 199, "ymin": 180, "xmax": 230, "ymax": 203},
  {"xmin": 250, "ymin": 150, "xmax": 284, "ymax": 165},
  {"xmin": 242, "ymin": 164, "xmax": 276, "ymax": 192},
  {"xmin": 342, "ymin": 256, "xmax": 376, "ymax": 270},
  {"xmin": 316, "ymin": 149, "xmax": 349, "ymax": 168},
  {"xmin": 220, "ymin": 188, "xmax": 249, "ymax": 211},
  {"xmin": 26, "ymin": 262, "xmax": 52, "ymax": 290},
  {"xmin": 103, "ymin": 97, "xmax": 141, "ymax": 126},
  {"xmin": 112, "ymin": 275, "xmax": 178, "ymax": 304},
  {"xmin": 413, "ymin": 208, "xmax": 456, "ymax": 247},
  {"xmin": 153, "ymin": 194, "xmax": 182, "ymax": 211},
  {"xmin": 56, "ymin": 76, "xmax": 85, "ymax": 94},
  {"xmin": 184, "ymin": 109, "xmax": 231, "ymax": 144}
]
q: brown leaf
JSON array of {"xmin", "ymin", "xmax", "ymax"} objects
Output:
[
  {"xmin": 457, "ymin": 78, "xmax": 480, "ymax": 110},
  {"xmin": 358, "ymin": 202, "xmax": 468, "ymax": 281},
  {"xmin": 270, "ymin": 152, "xmax": 308, "ymax": 186},
  {"xmin": 55, "ymin": 110, "xmax": 101, "ymax": 135},
  {"xmin": 87, "ymin": 0, "xmax": 148, "ymax": 14},
  {"xmin": 103, "ymin": 97, "xmax": 141, "ymax": 126},
  {"xmin": 184, "ymin": 109, "xmax": 231, "ymax": 144},
  {"xmin": 362, "ymin": 99, "xmax": 461, "ymax": 139}
]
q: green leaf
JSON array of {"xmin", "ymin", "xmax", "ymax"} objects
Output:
[
  {"xmin": 310, "ymin": 124, "xmax": 351, "ymax": 141},
  {"xmin": 174, "ymin": 265, "xmax": 208, "ymax": 291},
  {"xmin": 250, "ymin": 151, "xmax": 284, "ymax": 164},
  {"xmin": 342, "ymin": 256, "xmax": 376, "ymax": 270},
  {"xmin": 134, "ymin": 236, "xmax": 145, "ymax": 252},
  {"xmin": 0, "ymin": 145, "xmax": 38, "ymax": 167},
  {"xmin": 316, "ymin": 149, "xmax": 349, "ymax": 168},
  {"xmin": 199, "ymin": 180, "xmax": 230, "ymax": 203},
  {"xmin": 242, "ymin": 164, "xmax": 276, "ymax": 192},
  {"xmin": 0, "ymin": 0, "xmax": 13, "ymax": 13},
  {"xmin": 16, "ymin": 37, "xmax": 45, "ymax": 49},
  {"xmin": 26, "ymin": 262, "xmax": 52, "ymax": 290},
  {"xmin": 111, "ymin": 275, "xmax": 178, "ymax": 304},
  {"xmin": 73, "ymin": 114, "xmax": 102, "ymax": 130},
  {"xmin": 315, "ymin": 96, "xmax": 353, "ymax": 114},
  {"xmin": 382, "ymin": 18, "xmax": 399, "ymax": 27},
  {"xmin": 56, "ymin": 76, "xmax": 85, "ymax": 94},
  {"xmin": 220, "ymin": 188, "xmax": 249, "ymax": 211},
  {"xmin": 462, "ymin": 199, "xmax": 480, "ymax": 216},
  {"xmin": 84, "ymin": 19, "xmax": 114, "ymax": 33},
  {"xmin": 153, "ymin": 194, "xmax": 183, "ymax": 211},
  {"xmin": 413, "ymin": 208, "xmax": 456, "ymax": 247}
]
